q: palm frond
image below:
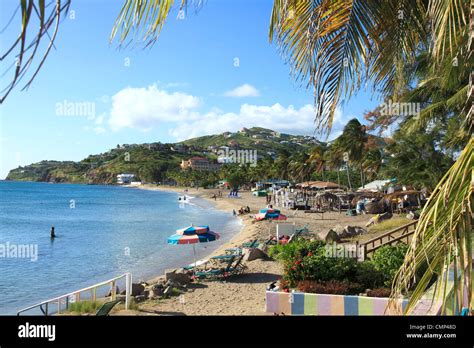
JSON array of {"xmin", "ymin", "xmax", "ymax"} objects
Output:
[
  {"xmin": 428, "ymin": 0, "xmax": 469, "ymax": 59},
  {"xmin": 110, "ymin": 0, "xmax": 192, "ymax": 46},
  {"xmin": 269, "ymin": 0, "xmax": 426, "ymax": 134},
  {"xmin": 0, "ymin": 0, "xmax": 71, "ymax": 104},
  {"xmin": 389, "ymin": 137, "xmax": 473, "ymax": 314}
]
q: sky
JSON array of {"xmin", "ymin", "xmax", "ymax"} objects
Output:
[{"xmin": 0, "ymin": 0, "xmax": 382, "ymax": 179}]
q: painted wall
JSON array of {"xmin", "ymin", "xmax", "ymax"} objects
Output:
[{"xmin": 266, "ymin": 291, "xmax": 408, "ymax": 315}]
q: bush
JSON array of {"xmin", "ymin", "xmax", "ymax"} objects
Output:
[
  {"xmin": 366, "ymin": 288, "xmax": 392, "ymax": 298},
  {"xmin": 355, "ymin": 261, "xmax": 385, "ymax": 289},
  {"xmin": 268, "ymin": 239, "xmax": 325, "ymax": 263},
  {"xmin": 297, "ymin": 280, "xmax": 364, "ymax": 295},
  {"xmin": 279, "ymin": 241, "xmax": 359, "ymax": 287},
  {"xmin": 67, "ymin": 300, "xmax": 102, "ymax": 314},
  {"xmin": 371, "ymin": 244, "xmax": 409, "ymax": 287}
]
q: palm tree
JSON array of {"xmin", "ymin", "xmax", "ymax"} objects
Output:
[
  {"xmin": 2, "ymin": 0, "xmax": 472, "ymax": 314},
  {"xmin": 361, "ymin": 148, "xmax": 383, "ymax": 182},
  {"xmin": 338, "ymin": 119, "xmax": 368, "ymax": 188},
  {"xmin": 307, "ymin": 143, "xmax": 327, "ymax": 181},
  {"xmin": 326, "ymin": 142, "xmax": 344, "ymax": 187}
]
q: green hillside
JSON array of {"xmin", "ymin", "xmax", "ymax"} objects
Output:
[{"xmin": 5, "ymin": 127, "xmax": 390, "ymax": 184}]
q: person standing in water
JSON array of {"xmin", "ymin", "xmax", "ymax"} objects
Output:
[{"xmin": 50, "ymin": 226, "xmax": 56, "ymax": 239}]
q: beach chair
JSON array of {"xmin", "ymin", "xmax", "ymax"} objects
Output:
[
  {"xmin": 241, "ymin": 239, "xmax": 259, "ymax": 248},
  {"xmin": 195, "ymin": 254, "xmax": 246, "ymax": 280},
  {"xmin": 295, "ymin": 223, "xmax": 310, "ymax": 235},
  {"xmin": 95, "ymin": 299, "xmax": 121, "ymax": 316}
]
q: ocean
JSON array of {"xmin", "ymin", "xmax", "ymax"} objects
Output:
[{"xmin": 0, "ymin": 181, "xmax": 241, "ymax": 315}]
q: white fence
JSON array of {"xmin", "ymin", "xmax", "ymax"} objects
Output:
[{"xmin": 17, "ymin": 273, "xmax": 132, "ymax": 316}]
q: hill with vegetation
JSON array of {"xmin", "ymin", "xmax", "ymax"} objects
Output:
[{"xmin": 6, "ymin": 126, "xmax": 391, "ymax": 185}]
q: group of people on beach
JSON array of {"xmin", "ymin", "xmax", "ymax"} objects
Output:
[
  {"xmin": 211, "ymin": 190, "xmax": 222, "ymax": 200},
  {"xmin": 233, "ymin": 206, "xmax": 250, "ymax": 216}
]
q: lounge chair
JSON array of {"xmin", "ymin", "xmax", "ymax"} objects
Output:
[
  {"xmin": 295, "ymin": 223, "xmax": 310, "ymax": 235},
  {"xmin": 241, "ymin": 239, "xmax": 259, "ymax": 248},
  {"xmin": 195, "ymin": 254, "xmax": 246, "ymax": 280},
  {"xmin": 96, "ymin": 299, "xmax": 121, "ymax": 316}
]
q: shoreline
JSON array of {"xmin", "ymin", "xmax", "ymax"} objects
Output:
[{"xmin": 132, "ymin": 184, "xmax": 259, "ymax": 266}]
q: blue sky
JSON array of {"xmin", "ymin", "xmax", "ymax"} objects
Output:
[{"xmin": 0, "ymin": 0, "xmax": 381, "ymax": 179}]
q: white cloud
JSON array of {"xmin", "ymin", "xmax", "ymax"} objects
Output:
[
  {"xmin": 105, "ymin": 84, "xmax": 352, "ymax": 141},
  {"xmin": 93, "ymin": 127, "xmax": 106, "ymax": 134},
  {"xmin": 169, "ymin": 103, "xmax": 317, "ymax": 141},
  {"xmin": 108, "ymin": 84, "xmax": 201, "ymax": 131},
  {"xmin": 223, "ymin": 84, "xmax": 260, "ymax": 98}
]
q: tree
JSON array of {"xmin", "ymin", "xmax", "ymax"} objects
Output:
[
  {"xmin": 307, "ymin": 143, "xmax": 328, "ymax": 182},
  {"xmin": 3, "ymin": 0, "xmax": 472, "ymax": 314}
]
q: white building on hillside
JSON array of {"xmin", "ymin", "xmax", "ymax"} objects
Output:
[{"xmin": 117, "ymin": 173, "xmax": 135, "ymax": 184}]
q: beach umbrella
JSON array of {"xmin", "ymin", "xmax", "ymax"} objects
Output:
[{"xmin": 167, "ymin": 225, "xmax": 220, "ymax": 270}]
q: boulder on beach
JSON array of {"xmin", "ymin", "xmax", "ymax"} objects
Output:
[
  {"xmin": 131, "ymin": 283, "xmax": 145, "ymax": 296},
  {"xmin": 165, "ymin": 268, "xmax": 191, "ymax": 285},
  {"xmin": 244, "ymin": 247, "xmax": 268, "ymax": 261},
  {"xmin": 319, "ymin": 225, "xmax": 366, "ymax": 242},
  {"xmin": 317, "ymin": 229, "xmax": 340, "ymax": 243}
]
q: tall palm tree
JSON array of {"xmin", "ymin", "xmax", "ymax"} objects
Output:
[
  {"xmin": 338, "ymin": 118, "xmax": 368, "ymax": 188},
  {"xmin": 2, "ymin": 0, "xmax": 472, "ymax": 314},
  {"xmin": 307, "ymin": 143, "xmax": 327, "ymax": 181},
  {"xmin": 362, "ymin": 148, "xmax": 383, "ymax": 182}
]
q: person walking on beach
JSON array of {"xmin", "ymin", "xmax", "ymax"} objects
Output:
[{"xmin": 50, "ymin": 226, "xmax": 56, "ymax": 239}]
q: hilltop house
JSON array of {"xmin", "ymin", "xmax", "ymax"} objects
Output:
[{"xmin": 117, "ymin": 173, "xmax": 135, "ymax": 184}]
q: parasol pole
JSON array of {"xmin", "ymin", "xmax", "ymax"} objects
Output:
[{"xmin": 192, "ymin": 243, "xmax": 197, "ymax": 275}]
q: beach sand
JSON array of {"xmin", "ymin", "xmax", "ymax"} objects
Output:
[{"xmin": 116, "ymin": 185, "xmax": 375, "ymax": 316}]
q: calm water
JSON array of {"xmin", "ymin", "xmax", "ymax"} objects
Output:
[{"xmin": 0, "ymin": 181, "xmax": 241, "ymax": 314}]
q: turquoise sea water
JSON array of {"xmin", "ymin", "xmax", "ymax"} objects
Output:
[{"xmin": 0, "ymin": 181, "xmax": 240, "ymax": 314}]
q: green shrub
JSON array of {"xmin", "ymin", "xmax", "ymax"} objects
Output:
[
  {"xmin": 371, "ymin": 244, "xmax": 409, "ymax": 287},
  {"xmin": 268, "ymin": 239, "xmax": 325, "ymax": 263},
  {"xmin": 67, "ymin": 300, "xmax": 102, "ymax": 314},
  {"xmin": 355, "ymin": 261, "xmax": 385, "ymax": 289}
]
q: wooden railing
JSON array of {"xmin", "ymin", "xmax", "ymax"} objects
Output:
[
  {"xmin": 359, "ymin": 220, "xmax": 418, "ymax": 260},
  {"xmin": 17, "ymin": 273, "xmax": 132, "ymax": 316}
]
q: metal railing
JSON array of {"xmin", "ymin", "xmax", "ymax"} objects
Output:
[{"xmin": 17, "ymin": 273, "xmax": 132, "ymax": 316}]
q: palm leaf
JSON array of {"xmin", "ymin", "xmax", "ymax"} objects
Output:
[
  {"xmin": 0, "ymin": 0, "xmax": 71, "ymax": 104},
  {"xmin": 389, "ymin": 137, "xmax": 473, "ymax": 314}
]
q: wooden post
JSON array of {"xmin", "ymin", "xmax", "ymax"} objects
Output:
[{"xmin": 111, "ymin": 281, "xmax": 116, "ymax": 300}]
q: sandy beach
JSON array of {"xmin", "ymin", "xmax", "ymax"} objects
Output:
[{"xmin": 113, "ymin": 185, "xmax": 376, "ymax": 316}]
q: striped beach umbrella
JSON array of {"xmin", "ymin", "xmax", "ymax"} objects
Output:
[{"xmin": 167, "ymin": 225, "xmax": 220, "ymax": 271}]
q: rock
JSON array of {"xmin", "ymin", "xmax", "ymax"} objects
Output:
[
  {"xmin": 244, "ymin": 247, "xmax": 268, "ymax": 261},
  {"xmin": 131, "ymin": 283, "xmax": 145, "ymax": 296},
  {"xmin": 317, "ymin": 229, "xmax": 340, "ymax": 243},
  {"xmin": 147, "ymin": 284, "xmax": 164, "ymax": 299},
  {"xmin": 134, "ymin": 294, "xmax": 146, "ymax": 303},
  {"xmin": 165, "ymin": 269, "xmax": 191, "ymax": 285},
  {"xmin": 143, "ymin": 290, "xmax": 150, "ymax": 299},
  {"xmin": 344, "ymin": 225, "xmax": 366, "ymax": 237},
  {"xmin": 163, "ymin": 286, "xmax": 172, "ymax": 297}
]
